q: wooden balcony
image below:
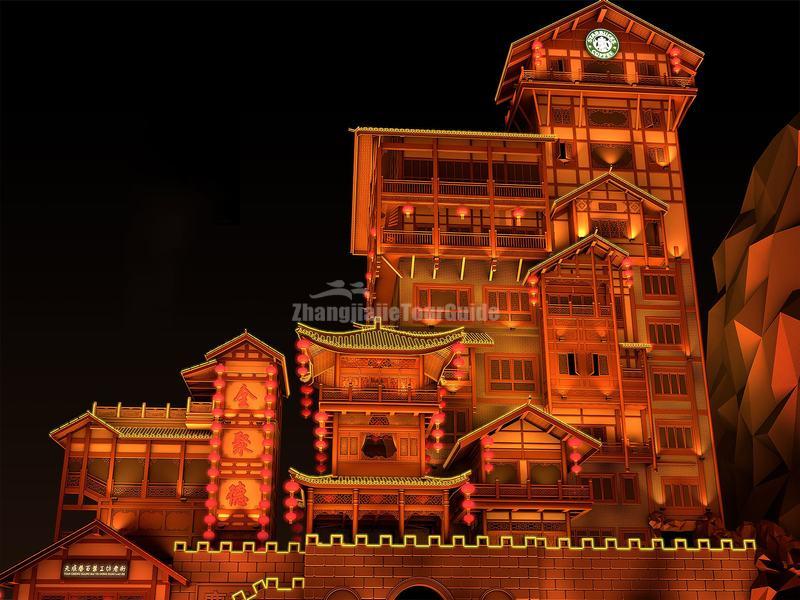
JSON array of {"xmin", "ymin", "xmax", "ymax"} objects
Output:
[
  {"xmin": 520, "ymin": 69, "xmax": 695, "ymax": 89},
  {"xmin": 383, "ymin": 178, "xmax": 544, "ymax": 200},
  {"xmin": 595, "ymin": 441, "xmax": 653, "ymax": 463},
  {"xmin": 382, "ymin": 228, "xmax": 547, "ymax": 252},
  {"xmin": 547, "ymin": 303, "xmax": 612, "ymax": 317},
  {"xmin": 318, "ymin": 385, "xmax": 439, "ymax": 405},
  {"xmin": 470, "ymin": 481, "xmax": 593, "ymax": 508}
]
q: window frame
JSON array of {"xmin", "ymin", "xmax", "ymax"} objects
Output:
[
  {"xmin": 485, "ymin": 353, "xmax": 539, "ymax": 396},
  {"xmin": 413, "ymin": 284, "xmax": 474, "ymax": 322},
  {"xmin": 485, "ymin": 287, "xmax": 533, "ymax": 323},
  {"xmin": 588, "ymin": 352, "xmax": 609, "ymax": 377},
  {"xmin": 642, "ymin": 271, "xmax": 677, "ymax": 298},
  {"xmin": 656, "ymin": 420, "xmax": 696, "ymax": 454},
  {"xmin": 651, "ymin": 370, "xmax": 689, "ymax": 397},
  {"xmin": 580, "ymin": 473, "xmax": 616, "ymax": 503},
  {"xmin": 557, "ymin": 352, "xmax": 579, "ymax": 376},
  {"xmin": 662, "ymin": 477, "xmax": 703, "ymax": 512},
  {"xmin": 619, "ymin": 473, "xmax": 640, "ymax": 504},
  {"xmin": 646, "ymin": 318, "xmax": 683, "ymax": 348}
]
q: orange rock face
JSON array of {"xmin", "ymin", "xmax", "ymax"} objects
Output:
[{"xmin": 708, "ymin": 114, "xmax": 800, "ymax": 535}]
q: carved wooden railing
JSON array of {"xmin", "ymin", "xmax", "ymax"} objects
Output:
[
  {"xmin": 521, "ymin": 69, "xmax": 695, "ymax": 88},
  {"xmin": 470, "ymin": 482, "xmax": 592, "ymax": 502},
  {"xmin": 318, "ymin": 385, "xmax": 439, "ymax": 404}
]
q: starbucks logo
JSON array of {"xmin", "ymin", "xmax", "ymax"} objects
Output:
[{"xmin": 585, "ymin": 28, "xmax": 620, "ymax": 60}]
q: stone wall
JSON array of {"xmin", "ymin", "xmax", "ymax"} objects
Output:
[{"xmin": 170, "ymin": 537, "xmax": 758, "ymax": 600}]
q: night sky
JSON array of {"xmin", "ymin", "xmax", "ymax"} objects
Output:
[{"xmin": 1, "ymin": 1, "xmax": 798, "ymax": 568}]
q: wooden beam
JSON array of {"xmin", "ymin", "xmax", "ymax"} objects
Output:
[
  {"xmin": 646, "ymin": 32, "xmax": 655, "ymax": 45},
  {"xmin": 516, "ymin": 258, "xmax": 524, "ymax": 282},
  {"xmin": 460, "ymin": 257, "xmax": 466, "ymax": 281},
  {"xmin": 597, "ymin": 8, "xmax": 607, "ymax": 22},
  {"xmin": 625, "ymin": 19, "xmax": 634, "ymax": 33},
  {"xmin": 571, "ymin": 17, "xmax": 579, "ymax": 30}
]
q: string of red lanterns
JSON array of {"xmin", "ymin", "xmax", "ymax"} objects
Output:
[
  {"xmin": 283, "ymin": 479, "xmax": 301, "ymax": 536},
  {"xmin": 668, "ymin": 47, "xmax": 682, "ymax": 75},
  {"xmin": 203, "ymin": 362, "xmax": 226, "ymax": 541},
  {"xmin": 528, "ymin": 274, "xmax": 540, "ymax": 307},
  {"xmin": 313, "ymin": 411, "xmax": 330, "ymax": 474},
  {"xmin": 621, "ymin": 257, "xmax": 634, "ymax": 289},
  {"xmin": 256, "ymin": 364, "xmax": 278, "ymax": 544},
  {"xmin": 461, "ymin": 481, "xmax": 476, "ymax": 525},
  {"xmin": 481, "ymin": 434, "xmax": 495, "ymax": 473},
  {"xmin": 567, "ymin": 437, "xmax": 583, "ymax": 475},
  {"xmin": 532, "ymin": 40, "xmax": 544, "ymax": 70},
  {"xmin": 296, "ymin": 338, "xmax": 314, "ymax": 419}
]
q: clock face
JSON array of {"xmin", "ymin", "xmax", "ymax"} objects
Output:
[{"xmin": 585, "ymin": 28, "xmax": 620, "ymax": 60}]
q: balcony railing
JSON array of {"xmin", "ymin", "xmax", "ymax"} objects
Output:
[
  {"xmin": 596, "ymin": 441, "xmax": 653, "ymax": 461},
  {"xmin": 382, "ymin": 230, "xmax": 432, "ymax": 246},
  {"xmin": 520, "ymin": 69, "xmax": 695, "ymax": 88},
  {"xmin": 382, "ymin": 179, "xmax": 543, "ymax": 199},
  {"xmin": 439, "ymin": 231, "xmax": 490, "ymax": 247},
  {"xmin": 319, "ymin": 385, "xmax": 439, "ymax": 404},
  {"xmin": 112, "ymin": 483, "xmax": 142, "ymax": 497},
  {"xmin": 496, "ymin": 233, "xmax": 547, "ymax": 249},
  {"xmin": 471, "ymin": 481, "xmax": 592, "ymax": 502},
  {"xmin": 548, "ymin": 303, "xmax": 611, "ymax": 317}
]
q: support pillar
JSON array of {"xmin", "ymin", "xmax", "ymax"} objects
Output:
[{"xmin": 352, "ymin": 488, "xmax": 359, "ymax": 539}]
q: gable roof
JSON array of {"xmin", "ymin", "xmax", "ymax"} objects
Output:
[
  {"xmin": 0, "ymin": 520, "xmax": 188, "ymax": 585},
  {"xmin": 496, "ymin": 0, "xmax": 704, "ymax": 104},
  {"xmin": 181, "ymin": 330, "xmax": 291, "ymax": 397},
  {"xmin": 49, "ymin": 411, "xmax": 213, "ymax": 446},
  {"xmin": 443, "ymin": 402, "xmax": 602, "ymax": 469},
  {"xmin": 551, "ymin": 171, "xmax": 669, "ymax": 214},
  {"xmin": 524, "ymin": 232, "xmax": 628, "ymax": 280},
  {"xmin": 50, "ymin": 411, "xmax": 120, "ymax": 444}
]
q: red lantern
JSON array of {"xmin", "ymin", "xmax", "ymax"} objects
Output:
[
  {"xmin": 314, "ymin": 426, "xmax": 327, "ymax": 437},
  {"xmin": 300, "ymin": 408, "xmax": 312, "ymax": 419},
  {"xmin": 207, "ymin": 467, "xmax": 220, "ymax": 478},
  {"xmin": 203, "ymin": 529, "xmax": 216, "ymax": 541},
  {"xmin": 370, "ymin": 226, "xmax": 377, "ymax": 238},
  {"xmin": 314, "ymin": 439, "xmax": 329, "ymax": 451},
  {"xmin": 512, "ymin": 207, "xmax": 525, "ymax": 225},
  {"xmin": 210, "ymin": 421, "xmax": 222, "ymax": 432},
  {"xmin": 527, "ymin": 274, "xmax": 539, "ymax": 286},
  {"xmin": 296, "ymin": 366, "xmax": 309, "ymax": 377},
  {"xmin": 214, "ymin": 363, "xmax": 225, "ymax": 375},
  {"xmin": 462, "ymin": 499, "xmax": 476, "ymax": 510},
  {"xmin": 300, "ymin": 385, "xmax": 314, "ymax": 395},
  {"xmin": 284, "ymin": 496, "xmax": 299, "ymax": 508},
  {"xmin": 432, "ymin": 428, "xmax": 445, "ymax": 440},
  {"xmin": 300, "ymin": 397, "xmax": 313, "ymax": 408},
  {"xmin": 438, "ymin": 400, "xmax": 446, "ymax": 409},
  {"xmin": 285, "ymin": 510, "xmax": 298, "ymax": 524},
  {"xmin": 481, "ymin": 435, "xmax": 494, "ymax": 447},
  {"xmin": 264, "ymin": 408, "xmax": 276, "ymax": 420},
  {"xmin": 483, "ymin": 449, "xmax": 495, "ymax": 460},
  {"xmin": 451, "ymin": 342, "xmax": 467, "ymax": 355},
  {"xmin": 260, "ymin": 468, "xmax": 271, "ymax": 478},
  {"xmin": 456, "ymin": 205, "xmax": 469, "ymax": 220},
  {"xmin": 212, "ymin": 392, "xmax": 224, "ymax": 403},
  {"xmin": 206, "ymin": 482, "xmax": 218, "ymax": 494},
  {"xmin": 433, "ymin": 441, "xmax": 444, "ymax": 451},
  {"xmin": 256, "ymin": 530, "xmax": 269, "ymax": 542},
  {"xmin": 532, "ymin": 40, "xmax": 543, "ymax": 50},
  {"xmin": 365, "ymin": 272, "xmax": 372, "ymax": 282},
  {"xmin": 212, "ymin": 407, "xmax": 223, "ymax": 418},
  {"xmin": 669, "ymin": 47, "xmax": 682, "ymax": 58},
  {"xmin": 314, "ymin": 411, "xmax": 330, "ymax": 422},
  {"xmin": 315, "ymin": 452, "xmax": 328, "ymax": 462},
  {"xmin": 571, "ymin": 464, "xmax": 583, "ymax": 474},
  {"xmin": 213, "ymin": 378, "xmax": 225, "ymax": 389},
  {"xmin": 205, "ymin": 498, "xmax": 218, "ymax": 509},
  {"xmin": 484, "ymin": 463, "xmax": 494, "ymax": 473},
  {"xmin": 569, "ymin": 452, "xmax": 581, "ymax": 463},
  {"xmin": 204, "ymin": 514, "xmax": 216, "ymax": 526},
  {"xmin": 567, "ymin": 437, "xmax": 581, "ymax": 448},
  {"xmin": 291, "ymin": 523, "xmax": 304, "ymax": 534},
  {"xmin": 260, "ymin": 483, "xmax": 271, "ymax": 494},
  {"xmin": 209, "ymin": 436, "xmax": 221, "ymax": 448},
  {"xmin": 622, "ymin": 257, "xmax": 632, "ymax": 269},
  {"xmin": 284, "ymin": 480, "xmax": 301, "ymax": 494},
  {"xmin": 463, "ymin": 513, "xmax": 476, "ymax": 525},
  {"xmin": 438, "ymin": 388, "xmax": 448, "ymax": 397},
  {"xmin": 670, "ymin": 56, "xmax": 681, "ymax": 65},
  {"xmin": 296, "ymin": 353, "xmax": 310, "ymax": 365},
  {"xmin": 259, "ymin": 499, "xmax": 271, "ymax": 510},
  {"xmin": 266, "ymin": 364, "xmax": 278, "ymax": 376},
  {"xmin": 368, "ymin": 250, "xmax": 375, "ymax": 261},
  {"xmin": 431, "ymin": 412, "xmax": 446, "ymax": 425},
  {"xmin": 315, "ymin": 464, "xmax": 327, "ymax": 474},
  {"xmin": 461, "ymin": 482, "xmax": 476, "ymax": 495},
  {"xmin": 402, "ymin": 204, "xmax": 414, "ymax": 218},
  {"xmin": 263, "ymin": 421, "xmax": 275, "ymax": 432},
  {"xmin": 296, "ymin": 339, "xmax": 311, "ymax": 350},
  {"xmin": 452, "ymin": 356, "xmax": 466, "ymax": 368},
  {"xmin": 208, "ymin": 451, "xmax": 220, "ymax": 463}
]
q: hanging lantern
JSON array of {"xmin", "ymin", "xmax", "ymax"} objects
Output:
[
  {"xmin": 567, "ymin": 437, "xmax": 581, "ymax": 448},
  {"xmin": 208, "ymin": 451, "xmax": 220, "ymax": 463},
  {"xmin": 452, "ymin": 342, "xmax": 467, "ymax": 355},
  {"xmin": 314, "ymin": 411, "xmax": 330, "ymax": 423},
  {"xmin": 204, "ymin": 514, "xmax": 216, "ymax": 526},
  {"xmin": 571, "ymin": 464, "xmax": 583, "ymax": 474},
  {"xmin": 463, "ymin": 513, "xmax": 476, "ymax": 525},
  {"xmin": 213, "ymin": 378, "xmax": 225, "ymax": 389},
  {"xmin": 370, "ymin": 226, "xmax": 377, "ymax": 238},
  {"xmin": 296, "ymin": 353, "xmax": 310, "ymax": 365},
  {"xmin": 203, "ymin": 529, "xmax": 216, "ymax": 541},
  {"xmin": 368, "ymin": 250, "xmax": 375, "ymax": 261},
  {"xmin": 461, "ymin": 481, "xmax": 476, "ymax": 525},
  {"xmin": 214, "ymin": 363, "xmax": 225, "ymax": 375},
  {"xmin": 482, "ymin": 435, "xmax": 495, "ymax": 473},
  {"xmin": 266, "ymin": 364, "xmax": 278, "ymax": 377},
  {"xmin": 512, "ymin": 207, "xmax": 525, "ymax": 225},
  {"xmin": 300, "ymin": 408, "xmax": 312, "ymax": 419},
  {"xmin": 452, "ymin": 356, "xmax": 466, "ymax": 369},
  {"xmin": 432, "ymin": 428, "xmax": 445, "ymax": 440},
  {"xmin": 569, "ymin": 452, "xmax": 581, "ymax": 463},
  {"xmin": 669, "ymin": 47, "xmax": 682, "ymax": 58},
  {"xmin": 257, "ymin": 530, "xmax": 269, "ymax": 543},
  {"xmin": 212, "ymin": 392, "xmax": 223, "ymax": 403},
  {"xmin": 205, "ymin": 498, "xmax": 218, "ymax": 509},
  {"xmin": 456, "ymin": 205, "xmax": 469, "ymax": 220},
  {"xmin": 431, "ymin": 412, "xmax": 446, "ymax": 426},
  {"xmin": 212, "ymin": 407, "xmax": 224, "ymax": 418},
  {"xmin": 402, "ymin": 204, "xmax": 414, "ymax": 219}
]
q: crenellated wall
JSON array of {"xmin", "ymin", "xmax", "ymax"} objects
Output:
[{"xmin": 170, "ymin": 536, "xmax": 757, "ymax": 600}]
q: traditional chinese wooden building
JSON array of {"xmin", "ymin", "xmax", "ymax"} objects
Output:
[
  {"xmin": 0, "ymin": 3, "xmax": 747, "ymax": 599},
  {"xmin": 46, "ymin": 331, "xmax": 290, "ymax": 557}
]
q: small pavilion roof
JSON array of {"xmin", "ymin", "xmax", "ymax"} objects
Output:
[
  {"xmin": 523, "ymin": 232, "xmax": 628, "ymax": 280},
  {"xmin": 443, "ymin": 401, "xmax": 602, "ymax": 469},
  {"xmin": 551, "ymin": 171, "xmax": 669, "ymax": 215},
  {"xmin": 49, "ymin": 411, "xmax": 212, "ymax": 446},
  {"xmin": 0, "ymin": 520, "xmax": 188, "ymax": 585},
  {"xmin": 296, "ymin": 319, "xmax": 491, "ymax": 354},
  {"xmin": 496, "ymin": 0, "xmax": 704, "ymax": 104},
  {"xmin": 289, "ymin": 468, "xmax": 471, "ymax": 489}
]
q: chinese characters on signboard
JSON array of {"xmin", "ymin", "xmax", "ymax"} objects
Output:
[{"xmin": 61, "ymin": 559, "xmax": 129, "ymax": 579}]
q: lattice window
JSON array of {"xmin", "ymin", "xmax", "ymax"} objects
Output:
[
  {"xmin": 592, "ymin": 218, "xmax": 628, "ymax": 239},
  {"xmin": 316, "ymin": 493, "xmax": 353, "ymax": 504},
  {"xmin": 620, "ymin": 473, "xmax": 639, "ymax": 503},
  {"xmin": 558, "ymin": 353, "xmax": 578, "ymax": 376},
  {"xmin": 642, "ymin": 109, "xmax": 664, "ymax": 129},
  {"xmin": 551, "ymin": 107, "xmax": 573, "ymax": 126},
  {"xmin": 648, "ymin": 322, "xmax": 682, "ymax": 346},
  {"xmin": 580, "ymin": 475, "xmax": 616, "ymax": 502},
  {"xmin": 554, "ymin": 141, "xmax": 574, "ymax": 162},
  {"xmin": 587, "ymin": 108, "xmax": 630, "ymax": 128},
  {"xmin": 487, "ymin": 288, "xmax": 532, "ymax": 321},
  {"xmin": 658, "ymin": 424, "xmax": 694, "ymax": 450},
  {"xmin": 369, "ymin": 415, "xmax": 390, "ymax": 426},
  {"xmin": 359, "ymin": 494, "xmax": 398, "ymax": 505},
  {"xmin": 404, "ymin": 495, "xmax": 442, "ymax": 505},
  {"xmin": 488, "ymin": 356, "xmax": 536, "ymax": 392},
  {"xmin": 588, "ymin": 353, "xmax": 609, "ymax": 376},
  {"xmin": 68, "ymin": 457, "xmax": 83, "ymax": 472},
  {"xmin": 664, "ymin": 481, "xmax": 701, "ymax": 508},
  {"xmin": 572, "ymin": 528, "xmax": 615, "ymax": 543}
]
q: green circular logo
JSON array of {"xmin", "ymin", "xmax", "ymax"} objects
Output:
[{"xmin": 585, "ymin": 28, "xmax": 620, "ymax": 60}]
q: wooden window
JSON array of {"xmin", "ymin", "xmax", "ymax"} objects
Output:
[
  {"xmin": 486, "ymin": 463, "xmax": 518, "ymax": 484},
  {"xmin": 492, "ymin": 162, "xmax": 539, "ymax": 184},
  {"xmin": 558, "ymin": 352, "xmax": 579, "ymax": 376},
  {"xmin": 551, "ymin": 106, "xmax": 573, "ymax": 125},
  {"xmin": 487, "ymin": 355, "xmax": 537, "ymax": 393},
  {"xmin": 646, "ymin": 146, "xmax": 668, "ymax": 168},
  {"xmin": 399, "ymin": 436, "xmax": 419, "ymax": 457},
  {"xmin": 589, "ymin": 353, "xmax": 609, "ymax": 376},
  {"xmin": 579, "ymin": 426, "xmax": 608, "ymax": 442},
  {"xmin": 443, "ymin": 407, "xmax": 469, "ymax": 443},
  {"xmin": 663, "ymin": 479, "xmax": 701, "ymax": 509},
  {"xmin": 642, "ymin": 109, "xmax": 664, "ymax": 129},
  {"xmin": 340, "ymin": 436, "xmax": 359, "ymax": 457},
  {"xmin": 401, "ymin": 158, "xmax": 433, "ymax": 180},
  {"xmin": 598, "ymin": 201, "xmax": 617, "ymax": 212},
  {"xmin": 572, "ymin": 527, "xmax": 615, "ymax": 544},
  {"xmin": 555, "ymin": 141, "xmax": 574, "ymax": 162},
  {"xmin": 487, "ymin": 288, "xmax": 532, "ymax": 321},
  {"xmin": 148, "ymin": 458, "xmax": 179, "ymax": 483},
  {"xmin": 658, "ymin": 423, "xmax": 694, "ymax": 451},
  {"xmin": 113, "ymin": 458, "xmax": 144, "ymax": 483},
  {"xmin": 183, "ymin": 459, "xmax": 208, "ymax": 484},
  {"xmin": 643, "ymin": 272, "xmax": 676, "ymax": 297},
  {"xmin": 648, "ymin": 321, "xmax": 682, "ymax": 347},
  {"xmin": 416, "ymin": 286, "xmax": 471, "ymax": 309},
  {"xmin": 581, "ymin": 474, "xmax": 616, "ymax": 502},
  {"xmin": 652, "ymin": 372, "xmax": 688, "ymax": 396},
  {"xmin": 620, "ymin": 473, "xmax": 640, "ymax": 503},
  {"xmin": 438, "ymin": 159, "xmax": 488, "ymax": 182},
  {"xmin": 592, "ymin": 218, "xmax": 628, "ymax": 239},
  {"xmin": 638, "ymin": 61, "xmax": 659, "ymax": 77},
  {"xmin": 549, "ymin": 58, "xmax": 568, "ymax": 73},
  {"xmin": 587, "ymin": 108, "xmax": 630, "ymax": 128}
]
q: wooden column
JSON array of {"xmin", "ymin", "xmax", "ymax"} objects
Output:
[
  {"xmin": 176, "ymin": 441, "xmax": 186, "ymax": 497},
  {"xmin": 540, "ymin": 273, "xmax": 554, "ymax": 412},
  {"xmin": 53, "ymin": 433, "xmax": 72, "ymax": 540},
  {"xmin": 78, "ymin": 426, "xmax": 92, "ymax": 506},
  {"xmin": 106, "ymin": 437, "xmax": 118, "ymax": 497},
  {"xmin": 441, "ymin": 490, "xmax": 450, "ymax": 541},
  {"xmin": 433, "ymin": 140, "xmax": 440, "ymax": 257},
  {"xmin": 141, "ymin": 441, "xmax": 152, "ymax": 498},
  {"xmin": 607, "ymin": 257, "xmax": 630, "ymax": 470},
  {"xmin": 352, "ymin": 488, "xmax": 359, "ymax": 539},
  {"xmin": 641, "ymin": 349, "xmax": 659, "ymax": 468},
  {"xmin": 398, "ymin": 490, "xmax": 405, "ymax": 538},
  {"xmin": 488, "ymin": 146, "xmax": 497, "ymax": 257},
  {"xmin": 306, "ymin": 489, "xmax": 315, "ymax": 535}
]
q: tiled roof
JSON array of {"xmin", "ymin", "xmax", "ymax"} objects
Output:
[
  {"xmin": 352, "ymin": 127, "xmax": 557, "ymax": 141},
  {"xmin": 524, "ymin": 232, "xmax": 628, "ymax": 278},
  {"xmin": 463, "ymin": 331, "xmax": 495, "ymax": 346},
  {"xmin": 115, "ymin": 427, "xmax": 211, "ymax": 440},
  {"xmin": 297, "ymin": 320, "xmax": 469, "ymax": 353},
  {"xmin": 289, "ymin": 468, "xmax": 471, "ymax": 488}
]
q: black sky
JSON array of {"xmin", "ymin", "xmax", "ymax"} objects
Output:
[{"xmin": 1, "ymin": 1, "xmax": 798, "ymax": 568}]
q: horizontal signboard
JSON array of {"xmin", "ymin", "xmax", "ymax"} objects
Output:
[{"xmin": 62, "ymin": 559, "xmax": 129, "ymax": 579}]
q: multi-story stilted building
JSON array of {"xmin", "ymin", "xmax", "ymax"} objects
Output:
[{"xmin": 0, "ymin": 3, "xmax": 757, "ymax": 600}]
